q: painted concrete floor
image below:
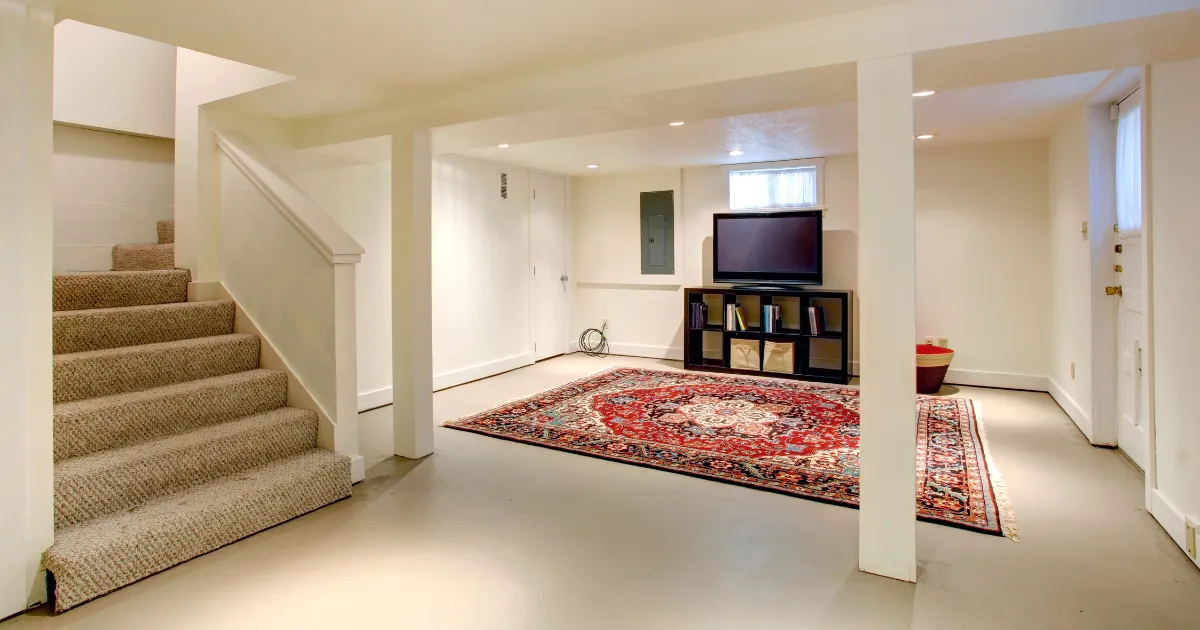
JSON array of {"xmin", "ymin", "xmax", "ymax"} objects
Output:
[{"xmin": 6, "ymin": 355, "xmax": 1198, "ymax": 629}]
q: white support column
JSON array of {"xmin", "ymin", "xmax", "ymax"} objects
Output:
[
  {"xmin": 0, "ymin": 0, "xmax": 55, "ymax": 615},
  {"xmin": 856, "ymin": 54, "xmax": 917, "ymax": 583},
  {"xmin": 391, "ymin": 129, "xmax": 435, "ymax": 459}
]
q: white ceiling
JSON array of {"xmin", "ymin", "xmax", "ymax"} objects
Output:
[
  {"xmin": 60, "ymin": 0, "xmax": 903, "ymax": 97},
  {"xmin": 457, "ymin": 71, "xmax": 1111, "ymax": 176}
]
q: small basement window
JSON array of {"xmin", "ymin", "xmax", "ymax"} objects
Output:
[{"xmin": 729, "ymin": 160, "xmax": 824, "ymax": 210}]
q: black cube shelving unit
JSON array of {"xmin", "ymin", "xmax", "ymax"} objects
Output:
[{"xmin": 683, "ymin": 286, "xmax": 853, "ymax": 385}]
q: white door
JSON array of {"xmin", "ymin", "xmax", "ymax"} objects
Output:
[
  {"xmin": 530, "ymin": 173, "xmax": 568, "ymax": 361},
  {"xmin": 1114, "ymin": 89, "xmax": 1149, "ymax": 470}
]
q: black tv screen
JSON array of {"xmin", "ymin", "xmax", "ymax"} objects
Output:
[{"xmin": 713, "ymin": 210, "xmax": 823, "ymax": 285}]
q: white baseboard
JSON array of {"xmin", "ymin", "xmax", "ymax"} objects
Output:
[
  {"xmin": 943, "ymin": 369, "xmax": 1048, "ymax": 392},
  {"xmin": 1151, "ymin": 489, "xmax": 1200, "ymax": 570},
  {"xmin": 357, "ymin": 387, "xmax": 392, "ymax": 412},
  {"xmin": 1047, "ymin": 378, "xmax": 1096, "ymax": 443},
  {"xmin": 566, "ymin": 340, "xmax": 683, "ymax": 361},
  {"xmin": 433, "ymin": 351, "xmax": 536, "ymax": 391}
]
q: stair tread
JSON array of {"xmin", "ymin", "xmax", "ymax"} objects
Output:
[
  {"xmin": 54, "ymin": 368, "xmax": 289, "ymax": 460},
  {"xmin": 55, "ymin": 407, "xmax": 318, "ymax": 527},
  {"xmin": 53, "ymin": 300, "xmax": 236, "ymax": 355},
  {"xmin": 45, "ymin": 449, "xmax": 351, "ymax": 611},
  {"xmin": 54, "ymin": 269, "xmax": 190, "ymax": 312},
  {"xmin": 112, "ymin": 243, "xmax": 175, "ymax": 272},
  {"xmin": 53, "ymin": 333, "xmax": 260, "ymax": 404}
]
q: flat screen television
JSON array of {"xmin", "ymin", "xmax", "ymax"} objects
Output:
[{"xmin": 712, "ymin": 210, "xmax": 823, "ymax": 286}]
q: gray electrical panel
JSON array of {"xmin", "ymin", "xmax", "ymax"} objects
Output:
[{"xmin": 640, "ymin": 190, "xmax": 675, "ymax": 275}]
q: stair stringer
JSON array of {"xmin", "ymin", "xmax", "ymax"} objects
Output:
[{"xmin": 188, "ymin": 281, "xmax": 365, "ymax": 482}]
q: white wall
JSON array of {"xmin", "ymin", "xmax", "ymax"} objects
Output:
[
  {"xmin": 1148, "ymin": 57, "xmax": 1200, "ymax": 568},
  {"xmin": 53, "ymin": 125, "xmax": 174, "ymax": 272},
  {"xmin": 174, "ymin": 48, "xmax": 291, "ymax": 280},
  {"xmin": 53, "ymin": 20, "xmax": 176, "ymax": 139},
  {"xmin": 915, "ymin": 141, "xmax": 1051, "ymax": 384},
  {"xmin": 572, "ymin": 169, "xmax": 684, "ymax": 359},
  {"xmin": 574, "ymin": 140, "xmax": 1052, "ymax": 386},
  {"xmin": 291, "ymin": 154, "xmax": 393, "ymax": 410},
  {"xmin": 431, "ymin": 154, "xmax": 534, "ymax": 389}
]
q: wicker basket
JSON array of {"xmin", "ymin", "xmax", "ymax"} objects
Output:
[{"xmin": 916, "ymin": 344, "xmax": 954, "ymax": 394}]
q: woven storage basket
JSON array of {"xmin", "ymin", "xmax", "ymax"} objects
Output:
[{"xmin": 916, "ymin": 344, "xmax": 954, "ymax": 394}]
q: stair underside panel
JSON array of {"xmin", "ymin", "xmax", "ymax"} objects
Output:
[
  {"xmin": 112, "ymin": 244, "xmax": 175, "ymax": 272},
  {"xmin": 45, "ymin": 449, "xmax": 352, "ymax": 612},
  {"xmin": 54, "ymin": 369, "xmax": 289, "ymax": 461},
  {"xmin": 55, "ymin": 407, "xmax": 319, "ymax": 528},
  {"xmin": 53, "ymin": 270, "xmax": 190, "ymax": 312},
  {"xmin": 53, "ymin": 300, "xmax": 236, "ymax": 355},
  {"xmin": 157, "ymin": 220, "xmax": 174, "ymax": 245}
]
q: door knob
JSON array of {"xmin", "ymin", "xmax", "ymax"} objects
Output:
[{"xmin": 1105, "ymin": 286, "xmax": 1123, "ymax": 297}]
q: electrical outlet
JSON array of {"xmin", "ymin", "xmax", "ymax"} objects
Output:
[
  {"xmin": 1070, "ymin": 361, "xmax": 1076, "ymax": 380},
  {"xmin": 936, "ymin": 337, "xmax": 949, "ymax": 348},
  {"xmin": 601, "ymin": 319, "xmax": 608, "ymax": 330},
  {"xmin": 925, "ymin": 336, "xmax": 935, "ymax": 345}
]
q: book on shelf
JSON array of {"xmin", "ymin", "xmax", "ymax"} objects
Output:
[
  {"xmin": 689, "ymin": 302, "xmax": 709, "ymax": 329},
  {"xmin": 735, "ymin": 305, "xmax": 747, "ymax": 331},
  {"xmin": 763, "ymin": 305, "xmax": 781, "ymax": 333},
  {"xmin": 725, "ymin": 304, "xmax": 738, "ymax": 331},
  {"xmin": 807, "ymin": 306, "xmax": 825, "ymax": 335}
]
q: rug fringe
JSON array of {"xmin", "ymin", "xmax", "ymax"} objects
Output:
[{"xmin": 969, "ymin": 399, "xmax": 1020, "ymax": 542}]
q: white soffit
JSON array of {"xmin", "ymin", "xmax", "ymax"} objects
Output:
[{"xmin": 458, "ymin": 71, "xmax": 1112, "ymax": 177}]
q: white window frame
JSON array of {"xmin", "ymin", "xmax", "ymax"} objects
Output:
[{"xmin": 727, "ymin": 158, "xmax": 827, "ymax": 211}]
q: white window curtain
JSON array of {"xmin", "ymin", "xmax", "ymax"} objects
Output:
[
  {"xmin": 730, "ymin": 166, "xmax": 818, "ymax": 210},
  {"xmin": 1115, "ymin": 90, "xmax": 1143, "ymax": 233}
]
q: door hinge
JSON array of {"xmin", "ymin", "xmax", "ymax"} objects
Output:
[
  {"xmin": 533, "ymin": 189, "xmax": 537, "ymax": 200},
  {"xmin": 533, "ymin": 266, "xmax": 536, "ymax": 276},
  {"xmin": 1137, "ymin": 345, "xmax": 1144, "ymax": 374}
]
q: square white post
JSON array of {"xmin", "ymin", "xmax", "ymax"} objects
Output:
[
  {"xmin": 856, "ymin": 54, "xmax": 917, "ymax": 582},
  {"xmin": 0, "ymin": 0, "xmax": 55, "ymax": 615},
  {"xmin": 391, "ymin": 129, "xmax": 435, "ymax": 459}
]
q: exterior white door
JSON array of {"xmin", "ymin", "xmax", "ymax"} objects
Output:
[
  {"xmin": 1114, "ymin": 88, "xmax": 1148, "ymax": 470},
  {"xmin": 1116, "ymin": 231, "xmax": 1148, "ymax": 470},
  {"xmin": 530, "ymin": 173, "xmax": 567, "ymax": 361}
]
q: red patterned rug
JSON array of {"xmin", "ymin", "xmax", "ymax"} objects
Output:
[{"xmin": 445, "ymin": 367, "xmax": 1017, "ymax": 539}]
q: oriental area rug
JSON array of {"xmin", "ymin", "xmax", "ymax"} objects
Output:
[{"xmin": 444, "ymin": 367, "xmax": 1017, "ymax": 540}]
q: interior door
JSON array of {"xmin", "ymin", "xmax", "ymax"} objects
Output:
[
  {"xmin": 1114, "ymin": 89, "xmax": 1148, "ymax": 470},
  {"xmin": 1116, "ymin": 233, "xmax": 1148, "ymax": 469},
  {"xmin": 531, "ymin": 173, "xmax": 567, "ymax": 361}
]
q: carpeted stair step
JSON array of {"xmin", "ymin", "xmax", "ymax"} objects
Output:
[
  {"xmin": 55, "ymin": 407, "xmax": 319, "ymax": 528},
  {"xmin": 112, "ymin": 243, "xmax": 175, "ymax": 271},
  {"xmin": 53, "ymin": 300, "xmax": 235, "ymax": 355},
  {"xmin": 53, "ymin": 369, "xmax": 289, "ymax": 461},
  {"xmin": 53, "ymin": 334, "xmax": 260, "ymax": 404},
  {"xmin": 54, "ymin": 269, "xmax": 190, "ymax": 312},
  {"xmin": 45, "ymin": 448, "xmax": 351, "ymax": 612},
  {"xmin": 157, "ymin": 219, "xmax": 174, "ymax": 244}
]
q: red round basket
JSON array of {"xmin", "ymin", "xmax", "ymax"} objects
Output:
[{"xmin": 916, "ymin": 344, "xmax": 954, "ymax": 394}]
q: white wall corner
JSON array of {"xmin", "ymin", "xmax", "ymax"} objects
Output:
[
  {"xmin": 1150, "ymin": 489, "xmax": 1200, "ymax": 570},
  {"xmin": 1047, "ymin": 378, "xmax": 1096, "ymax": 443}
]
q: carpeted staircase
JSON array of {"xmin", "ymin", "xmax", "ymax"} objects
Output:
[{"xmin": 44, "ymin": 220, "xmax": 352, "ymax": 612}]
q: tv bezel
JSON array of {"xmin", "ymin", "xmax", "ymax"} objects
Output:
[{"xmin": 712, "ymin": 209, "xmax": 823, "ymax": 286}]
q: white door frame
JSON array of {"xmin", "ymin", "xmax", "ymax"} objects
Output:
[
  {"xmin": 528, "ymin": 170, "xmax": 571, "ymax": 360},
  {"xmin": 1089, "ymin": 68, "xmax": 1157, "ymax": 506}
]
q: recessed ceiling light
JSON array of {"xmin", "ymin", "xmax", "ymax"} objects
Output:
[
  {"xmin": 498, "ymin": 143, "xmax": 509, "ymax": 148},
  {"xmin": 586, "ymin": 164, "xmax": 600, "ymax": 169},
  {"xmin": 913, "ymin": 90, "xmax": 936, "ymax": 97},
  {"xmin": 915, "ymin": 134, "xmax": 936, "ymax": 140},
  {"xmin": 728, "ymin": 150, "xmax": 744, "ymax": 156},
  {"xmin": 669, "ymin": 121, "xmax": 686, "ymax": 126}
]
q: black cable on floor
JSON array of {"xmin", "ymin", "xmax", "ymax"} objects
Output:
[{"xmin": 578, "ymin": 324, "xmax": 609, "ymax": 358}]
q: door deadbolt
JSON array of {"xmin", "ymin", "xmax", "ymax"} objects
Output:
[{"xmin": 1105, "ymin": 286, "xmax": 1123, "ymax": 297}]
